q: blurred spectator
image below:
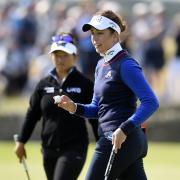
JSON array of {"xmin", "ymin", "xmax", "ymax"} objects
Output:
[
  {"xmin": 97, "ymin": 0, "xmax": 122, "ymax": 14},
  {"xmin": 1, "ymin": 2, "xmax": 38, "ymax": 95},
  {"xmin": 165, "ymin": 13, "xmax": 180, "ymax": 105},
  {"xmin": 130, "ymin": 2, "xmax": 150, "ymax": 64},
  {"xmin": 23, "ymin": 45, "xmax": 54, "ymax": 95},
  {"xmin": 57, "ymin": 5, "xmax": 81, "ymax": 33},
  {"xmin": 12, "ymin": 3, "xmax": 37, "ymax": 49},
  {"xmin": 73, "ymin": 0, "xmax": 100, "ymax": 80},
  {"xmin": 34, "ymin": 0, "xmax": 52, "ymax": 47},
  {"xmin": 143, "ymin": 1, "xmax": 168, "ymax": 97},
  {"xmin": 0, "ymin": 2, "xmax": 16, "ymax": 95}
]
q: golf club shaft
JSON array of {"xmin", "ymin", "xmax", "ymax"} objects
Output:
[
  {"xmin": 14, "ymin": 134, "xmax": 31, "ymax": 180},
  {"xmin": 104, "ymin": 148, "xmax": 116, "ymax": 180},
  {"xmin": 22, "ymin": 158, "xmax": 31, "ymax": 180}
]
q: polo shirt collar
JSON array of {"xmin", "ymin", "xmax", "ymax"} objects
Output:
[{"xmin": 101, "ymin": 43, "xmax": 123, "ymax": 63}]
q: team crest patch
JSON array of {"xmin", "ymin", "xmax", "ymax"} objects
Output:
[
  {"xmin": 105, "ymin": 70, "xmax": 112, "ymax": 78},
  {"xmin": 44, "ymin": 87, "xmax": 54, "ymax": 93}
]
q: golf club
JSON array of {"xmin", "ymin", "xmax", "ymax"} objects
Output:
[
  {"xmin": 13, "ymin": 134, "xmax": 31, "ymax": 180},
  {"xmin": 104, "ymin": 147, "xmax": 116, "ymax": 180}
]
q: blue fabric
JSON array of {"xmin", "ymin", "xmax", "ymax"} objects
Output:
[
  {"xmin": 84, "ymin": 94, "xmax": 99, "ymax": 118},
  {"xmin": 93, "ymin": 53, "xmax": 137, "ymax": 134},
  {"xmin": 85, "ymin": 127, "xmax": 147, "ymax": 180},
  {"xmin": 76, "ymin": 51, "xmax": 159, "ymax": 134},
  {"xmin": 120, "ymin": 59, "xmax": 159, "ymax": 126}
]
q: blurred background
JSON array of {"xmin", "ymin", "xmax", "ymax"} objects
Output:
[{"xmin": 0, "ymin": 0, "xmax": 180, "ymax": 179}]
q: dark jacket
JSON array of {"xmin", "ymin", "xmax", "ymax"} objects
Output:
[{"xmin": 18, "ymin": 67, "xmax": 98, "ymax": 149}]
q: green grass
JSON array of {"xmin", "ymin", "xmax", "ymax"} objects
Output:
[
  {"xmin": 144, "ymin": 142, "xmax": 180, "ymax": 179},
  {"xmin": 0, "ymin": 141, "xmax": 180, "ymax": 180},
  {"xmin": 0, "ymin": 96, "xmax": 29, "ymax": 116}
]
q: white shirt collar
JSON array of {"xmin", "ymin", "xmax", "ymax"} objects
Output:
[{"xmin": 101, "ymin": 43, "xmax": 123, "ymax": 63}]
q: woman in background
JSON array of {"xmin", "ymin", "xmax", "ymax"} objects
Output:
[{"xmin": 14, "ymin": 32, "xmax": 98, "ymax": 180}]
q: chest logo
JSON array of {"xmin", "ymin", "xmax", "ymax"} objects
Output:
[
  {"xmin": 44, "ymin": 87, "xmax": 55, "ymax": 93},
  {"xmin": 66, "ymin": 87, "xmax": 81, "ymax": 93},
  {"xmin": 105, "ymin": 70, "xmax": 112, "ymax": 79}
]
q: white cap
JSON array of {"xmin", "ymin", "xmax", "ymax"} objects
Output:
[
  {"xmin": 82, "ymin": 15, "xmax": 121, "ymax": 34},
  {"xmin": 49, "ymin": 41, "xmax": 77, "ymax": 54}
]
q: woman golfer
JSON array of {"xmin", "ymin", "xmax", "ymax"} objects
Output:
[
  {"xmin": 57, "ymin": 10, "xmax": 159, "ymax": 180},
  {"xmin": 14, "ymin": 32, "xmax": 98, "ymax": 180}
]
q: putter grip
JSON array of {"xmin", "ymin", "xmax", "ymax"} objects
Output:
[
  {"xmin": 13, "ymin": 134, "xmax": 28, "ymax": 169},
  {"xmin": 14, "ymin": 134, "xmax": 31, "ymax": 180},
  {"xmin": 22, "ymin": 158, "xmax": 28, "ymax": 171},
  {"xmin": 13, "ymin": 134, "xmax": 19, "ymax": 142},
  {"xmin": 104, "ymin": 149, "xmax": 116, "ymax": 178}
]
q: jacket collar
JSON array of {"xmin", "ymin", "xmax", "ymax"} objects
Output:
[
  {"xmin": 50, "ymin": 67, "xmax": 76, "ymax": 84},
  {"xmin": 101, "ymin": 43, "xmax": 123, "ymax": 63}
]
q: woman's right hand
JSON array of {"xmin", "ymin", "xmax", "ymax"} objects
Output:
[
  {"xmin": 14, "ymin": 142, "xmax": 26, "ymax": 163},
  {"xmin": 57, "ymin": 95, "xmax": 77, "ymax": 113}
]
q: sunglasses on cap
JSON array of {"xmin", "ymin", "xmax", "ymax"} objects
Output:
[
  {"xmin": 50, "ymin": 34, "xmax": 77, "ymax": 54},
  {"xmin": 51, "ymin": 34, "xmax": 73, "ymax": 44}
]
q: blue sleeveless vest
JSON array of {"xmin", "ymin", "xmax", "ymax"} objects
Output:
[{"xmin": 94, "ymin": 50, "xmax": 137, "ymax": 134}]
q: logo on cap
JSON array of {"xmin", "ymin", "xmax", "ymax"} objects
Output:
[
  {"xmin": 107, "ymin": 50, "xmax": 115, "ymax": 56},
  {"xmin": 96, "ymin": 16, "xmax": 103, "ymax": 22},
  {"xmin": 56, "ymin": 42, "xmax": 66, "ymax": 47},
  {"xmin": 109, "ymin": 22, "xmax": 117, "ymax": 29}
]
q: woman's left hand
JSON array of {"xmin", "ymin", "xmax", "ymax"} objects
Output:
[{"xmin": 112, "ymin": 128, "xmax": 127, "ymax": 153}]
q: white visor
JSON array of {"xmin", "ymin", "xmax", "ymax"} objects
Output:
[
  {"xmin": 82, "ymin": 15, "xmax": 121, "ymax": 34},
  {"xmin": 49, "ymin": 41, "xmax": 77, "ymax": 54}
]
